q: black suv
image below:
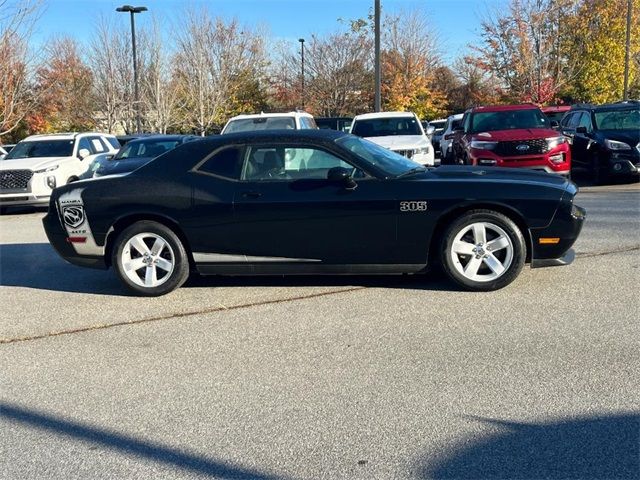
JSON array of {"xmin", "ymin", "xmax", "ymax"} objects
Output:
[{"xmin": 561, "ymin": 101, "xmax": 640, "ymax": 184}]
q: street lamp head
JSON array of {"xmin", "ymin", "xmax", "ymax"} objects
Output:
[
  {"xmin": 298, "ymin": 38, "xmax": 305, "ymax": 44},
  {"xmin": 116, "ymin": 5, "xmax": 147, "ymax": 13}
]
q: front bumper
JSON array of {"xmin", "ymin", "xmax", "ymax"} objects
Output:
[
  {"xmin": 605, "ymin": 151, "xmax": 640, "ymax": 177},
  {"xmin": 529, "ymin": 201, "xmax": 585, "ymax": 267},
  {"xmin": 469, "ymin": 145, "xmax": 571, "ymax": 175}
]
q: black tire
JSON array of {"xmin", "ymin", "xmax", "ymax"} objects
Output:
[
  {"xmin": 112, "ymin": 221, "xmax": 190, "ymax": 296},
  {"xmin": 440, "ymin": 210, "xmax": 526, "ymax": 291}
]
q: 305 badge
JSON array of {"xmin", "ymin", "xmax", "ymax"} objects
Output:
[{"xmin": 400, "ymin": 201, "xmax": 428, "ymax": 212}]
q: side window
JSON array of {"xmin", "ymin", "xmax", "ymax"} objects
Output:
[
  {"xmin": 242, "ymin": 146, "xmax": 354, "ymax": 181},
  {"xmin": 560, "ymin": 112, "xmax": 574, "ymax": 127},
  {"xmin": 77, "ymin": 137, "xmax": 93, "ymax": 156},
  {"xmin": 299, "ymin": 117, "xmax": 318, "ymax": 129},
  {"xmin": 88, "ymin": 136, "xmax": 106, "ymax": 153},
  {"xmin": 462, "ymin": 113, "xmax": 471, "ymax": 133},
  {"xmin": 104, "ymin": 136, "xmax": 121, "ymax": 150},
  {"xmin": 577, "ymin": 112, "xmax": 593, "ymax": 132},
  {"xmin": 567, "ymin": 112, "xmax": 582, "ymax": 128},
  {"xmin": 196, "ymin": 147, "xmax": 243, "ymax": 180}
]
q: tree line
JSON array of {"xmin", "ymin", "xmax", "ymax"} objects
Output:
[{"xmin": 1, "ymin": 0, "xmax": 638, "ymax": 142}]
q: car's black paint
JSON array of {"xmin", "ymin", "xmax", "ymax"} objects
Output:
[{"xmin": 44, "ymin": 130, "xmax": 584, "ymax": 277}]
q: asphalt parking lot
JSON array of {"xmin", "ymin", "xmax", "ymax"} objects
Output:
[{"xmin": 1, "ymin": 181, "xmax": 639, "ymax": 479}]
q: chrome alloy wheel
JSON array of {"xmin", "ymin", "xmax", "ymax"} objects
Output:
[
  {"xmin": 450, "ymin": 222, "xmax": 514, "ymax": 282},
  {"xmin": 120, "ymin": 233, "xmax": 175, "ymax": 288}
]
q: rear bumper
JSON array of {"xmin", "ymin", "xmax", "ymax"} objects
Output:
[{"xmin": 42, "ymin": 206, "xmax": 107, "ymax": 270}]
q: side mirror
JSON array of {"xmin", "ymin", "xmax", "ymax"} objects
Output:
[
  {"xmin": 327, "ymin": 167, "xmax": 357, "ymax": 190},
  {"xmin": 550, "ymin": 120, "xmax": 559, "ymax": 128},
  {"xmin": 444, "ymin": 133, "xmax": 456, "ymax": 140},
  {"xmin": 105, "ymin": 154, "xmax": 114, "ymax": 161},
  {"xmin": 425, "ymin": 125, "xmax": 435, "ymax": 136},
  {"xmin": 78, "ymin": 148, "xmax": 91, "ymax": 160},
  {"xmin": 576, "ymin": 126, "xmax": 587, "ymax": 134}
]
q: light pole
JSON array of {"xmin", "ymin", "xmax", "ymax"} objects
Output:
[
  {"xmin": 374, "ymin": 0, "xmax": 381, "ymax": 112},
  {"xmin": 298, "ymin": 38, "xmax": 305, "ymax": 109},
  {"xmin": 116, "ymin": 5, "xmax": 147, "ymax": 133},
  {"xmin": 623, "ymin": 0, "xmax": 632, "ymax": 100}
]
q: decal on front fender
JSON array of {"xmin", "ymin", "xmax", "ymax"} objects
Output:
[{"xmin": 400, "ymin": 201, "xmax": 428, "ymax": 212}]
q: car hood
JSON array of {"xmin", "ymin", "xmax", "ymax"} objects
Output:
[
  {"xmin": 95, "ymin": 157, "xmax": 153, "ymax": 176},
  {"xmin": 423, "ymin": 165, "xmax": 569, "ymax": 188},
  {"xmin": 0, "ymin": 156, "xmax": 68, "ymax": 171},
  {"xmin": 472, "ymin": 128, "xmax": 559, "ymax": 141},
  {"xmin": 365, "ymin": 135, "xmax": 430, "ymax": 150},
  {"xmin": 598, "ymin": 130, "xmax": 640, "ymax": 146}
]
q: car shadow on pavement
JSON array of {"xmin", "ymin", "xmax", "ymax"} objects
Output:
[
  {"xmin": 0, "ymin": 243, "xmax": 456, "ymax": 295},
  {"xmin": 0, "ymin": 401, "xmax": 279, "ymax": 479},
  {"xmin": 0, "ymin": 243, "xmax": 125, "ymax": 296},
  {"xmin": 419, "ymin": 413, "xmax": 640, "ymax": 479}
]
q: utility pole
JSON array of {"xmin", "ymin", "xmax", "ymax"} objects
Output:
[
  {"xmin": 623, "ymin": 0, "xmax": 632, "ymax": 100},
  {"xmin": 374, "ymin": 0, "xmax": 381, "ymax": 112},
  {"xmin": 299, "ymin": 38, "xmax": 305, "ymax": 109},
  {"xmin": 116, "ymin": 5, "xmax": 147, "ymax": 133}
]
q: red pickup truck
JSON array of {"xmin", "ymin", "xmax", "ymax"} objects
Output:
[{"xmin": 451, "ymin": 104, "xmax": 571, "ymax": 176}]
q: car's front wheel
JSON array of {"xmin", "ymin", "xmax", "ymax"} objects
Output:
[
  {"xmin": 112, "ymin": 221, "xmax": 190, "ymax": 296},
  {"xmin": 440, "ymin": 210, "xmax": 526, "ymax": 291}
]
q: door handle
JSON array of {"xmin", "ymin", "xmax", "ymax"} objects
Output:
[{"xmin": 241, "ymin": 191, "xmax": 262, "ymax": 199}]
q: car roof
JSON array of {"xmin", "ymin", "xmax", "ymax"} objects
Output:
[
  {"xmin": 193, "ymin": 129, "xmax": 348, "ymax": 146},
  {"xmin": 353, "ymin": 111, "xmax": 417, "ymax": 121},
  {"xmin": 22, "ymin": 132, "xmax": 114, "ymax": 142},
  {"xmin": 570, "ymin": 100, "xmax": 640, "ymax": 112},
  {"xmin": 127, "ymin": 135, "xmax": 196, "ymax": 143},
  {"xmin": 541, "ymin": 105, "xmax": 571, "ymax": 113},
  {"xmin": 429, "ymin": 118, "xmax": 447, "ymax": 123},
  {"xmin": 226, "ymin": 111, "xmax": 314, "ymax": 122},
  {"xmin": 448, "ymin": 113, "xmax": 464, "ymax": 120},
  {"xmin": 469, "ymin": 104, "xmax": 541, "ymax": 113}
]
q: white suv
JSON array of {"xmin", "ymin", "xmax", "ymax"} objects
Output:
[
  {"xmin": 221, "ymin": 111, "xmax": 318, "ymax": 134},
  {"xmin": 0, "ymin": 132, "xmax": 119, "ymax": 210},
  {"xmin": 350, "ymin": 111, "xmax": 435, "ymax": 166}
]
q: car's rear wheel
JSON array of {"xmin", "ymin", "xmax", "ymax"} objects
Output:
[
  {"xmin": 112, "ymin": 221, "xmax": 189, "ymax": 296},
  {"xmin": 440, "ymin": 210, "xmax": 526, "ymax": 291}
]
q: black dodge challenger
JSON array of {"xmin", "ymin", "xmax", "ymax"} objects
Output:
[{"xmin": 43, "ymin": 130, "xmax": 586, "ymax": 296}]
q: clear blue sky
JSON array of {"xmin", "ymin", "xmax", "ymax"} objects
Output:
[{"xmin": 32, "ymin": 0, "xmax": 507, "ymax": 64}]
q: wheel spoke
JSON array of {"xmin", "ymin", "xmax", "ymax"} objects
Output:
[
  {"xmin": 123, "ymin": 257, "xmax": 146, "ymax": 272},
  {"xmin": 155, "ymin": 257, "xmax": 173, "ymax": 272},
  {"xmin": 144, "ymin": 265, "xmax": 158, "ymax": 287},
  {"xmin": 130, "ymin": 235, "xmax": 150, "ymax": 255},
  {"xmin": 483, "ymin": 253, "xmax": 505, "ymax": 276},
  {"xmin": 464, "ymin": 256, "xmax": 483, "ymax": 278},
  {"xmin": 487, "ymin": 235, "xmax": 510, "ymax": 252},
  {"xmin": 151, "ymin": 237, "xmax": 166, "ymax": 256},
  {"xmin": 453, "ymin": 240, "xmax": 475, "ymax": 255},
  {"xmin": 472, "ymin": 223, "xmax": 487, "ymax": 245}
]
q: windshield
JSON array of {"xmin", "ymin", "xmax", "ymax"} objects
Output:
[
  {"xmin": 5, "ymin": 140, "xmax": 74, "ymax": 159},
  {"xmin": 470, "ymin": 109, "xmax": 549, "ymax": 133},
  {"xmin": 114, "ymin": 140, "xmax": 181, "ymax": 160},
  {"xmin": 351, "ymin": 117, "xmax": 422, "ymax": 137},
  {"xmin": 223, "ymin": 117, "xmax": 296, "ymax": 133},
  {"xmin": 336, "ymin": 135, "xmax": 423, "ymax": 177},
  {"xmin": 594, "ymin": 108, "xmax": 640, "ymax": 131}
]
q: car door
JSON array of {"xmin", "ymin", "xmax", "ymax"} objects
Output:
[
  {"xmin": 571, "ymin": 112, "xmax": 594, "ymax": 167},
  {"xmin": 232, "ymin": 141, "xmax": 400, "ymax": 269}
]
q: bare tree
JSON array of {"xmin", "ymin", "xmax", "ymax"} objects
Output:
[
  {"xmin": 88, "ymin": 17, "xmax": 135, "ymax": 133},
  {"xmin": 174, "ymin": 9, "xmax": 268, "ymax": 135},
  {"xmin": 139, "ymin": 17, "xmax": 182, "ymax": 133},
  {"xmin": 0, "ymin": 0, "xmax": 42, "ymax": 139}
]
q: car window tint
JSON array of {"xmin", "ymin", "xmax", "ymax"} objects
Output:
[
  {"xmin": 242, "ymin": 146, "xmax": 354, "ymax": 181},
  {"xmin": 105, "ymin": 136, "xmax": 121, "ymax": 149},
  {"xmin": 89, "ymin": 138, "xmax": 106, "ymax": 153},
  {"xmin": 577, "ymin": 112, "xmax": 593, "ymax": 131},
  {"xmin": 197, "ymin": 147, "xmax": 243, "ymax": 179},
  {"xmin": 78, "ymin": 137, "xmax": 93, "ymax": 154}
]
